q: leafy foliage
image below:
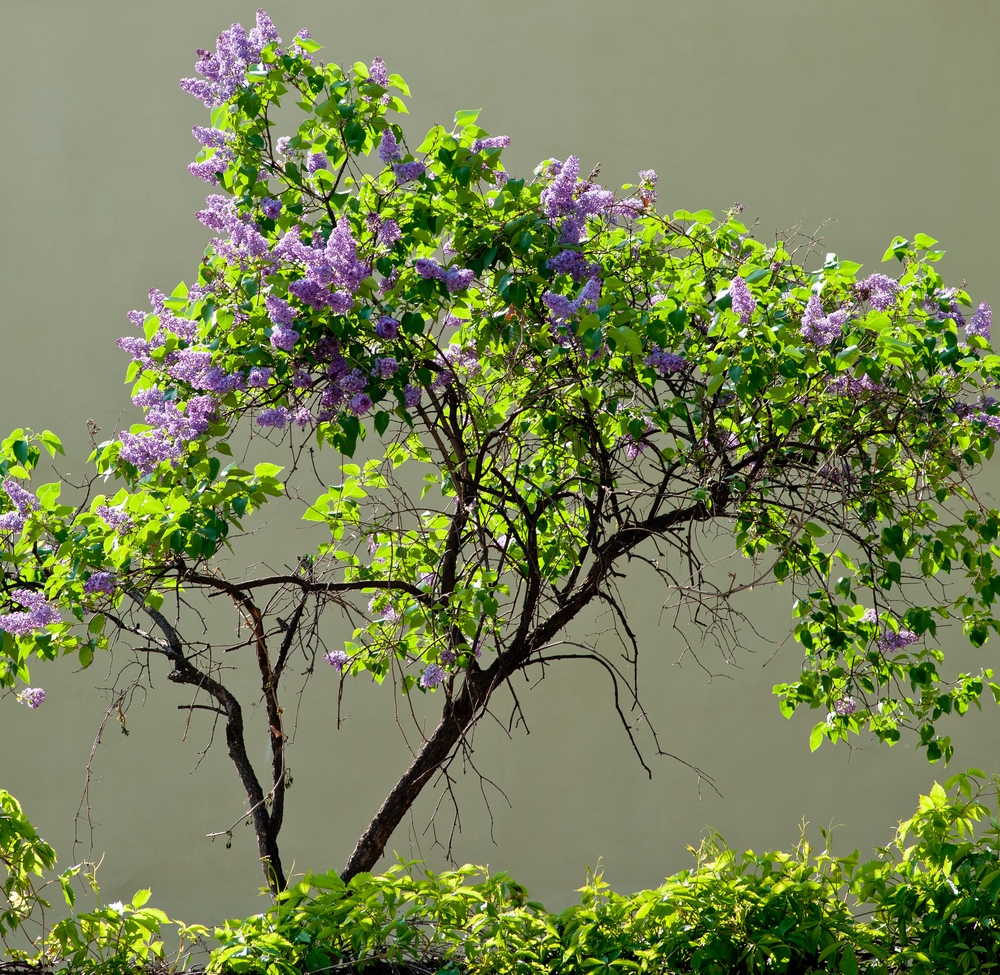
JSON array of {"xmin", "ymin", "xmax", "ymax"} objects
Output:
[
  {"xmin": 10, "ymin": 776, "xmax": 1000, "ymax": 974},
  {"xmin": 3, "ymin": 9, "xmax": 1000, "ymax": 890}
]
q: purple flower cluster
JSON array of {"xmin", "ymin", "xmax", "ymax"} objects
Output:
[
  {"xmin": 643, "ymin": 346, "xmax": 686, "ymax": 376},
  {"xmin": 442, "ymin": 344, "xmax": 481, "ymax": 378},
  {"xmin": 856, "ymin": 273, "xmax": 900, "ymax": 312},
  {"xmin": 471, "ymin": 135, "xmax": 510, "ymax": 153},
  {"xmin": 169, "ymin": 349, "xmax": 244, "ymax": 393},
  {"xmin": 195, "ymin": 195, "xmax": 269, "ymax": 266},
  {"xmin": 0, "ymin": 589, "xmax": 60, "ymax": 637},
  {"xmin": 247, "ymin": 366, "xmax": 273, "ymax": 388},
  {"xmin": 878, "ymin": 628, "xmax": 919, "ymax": 652},
  {"xmin": 83, "ymin": 571, "xmax": 116, "ymax": 596},
  {"xmin": 18, "ymin": 687, "xmax": 44, "ymax": 708},
  {"xmin": 539, "ymin": 156, "xmax": 615, "ymax": 244},
  {"xmin": 967, "ymin": 302, "xmax": 991, "ymax": 342},
  {"xmin": 324, "ymin": 649, "xmax": 348, "ymax": 672},
  {"xmin": 0, "ymin": 478, "xmax": 38, "ymax": 533},
  {"xmin": 403, "ymin": 384, "xmax": 422, "ymax": 407},
  {"xmin": 372, "ymin": 356, "xmax": 399, "ymax": 378},
  {"xmin": 542, "ymin": 276, "xmax": 601, "ymax": 323},
  {"xmin": 256, "ymin": 407, "xmax": 292, "ymax": 429},
  {"xmin": 825, "ymin": 373, "xmax": 881, "ymax": 397},
  {"xmin": 261, "ymin": 197, "xmax": 282, "ymax": 220},
  {"xmin": 369, "ymin": 56, "xmax": 389, "ymax": 88},
  {"xmin": 415, "ymin": 259, "xmax": 475, "ymax": 293},
  {"xmin": 419, "ymin": 663, "xmax": 445, "ymax": 688},
  {"xmin": 119, "ymin": 393, "xmax": 216, "ymax": 474},
  {"xmin": 924, "ymin": 287, "xmax": 966, "ymax": 327},
  {"xmin": 179, "ymin": 10, "xmax": 281, "ymax": 108},
  {"xmin": 279, "ymin": 221, "xmax": 369, "ymax": 313},
  {"xmin": 188, "ymin": 126, "xmax": 236, "ymax": 185},
  {"xmin": 349, "ymin": 393, "xmax": 374, "ymax": 416},
  {"xmin": 375, "ymin": 315, "xmax": 399, "ymax": 340},
  {"xmin": 547, "ymin": 249, "xmax": 599, "ymax": 282},
  {"xmin": 801, "ymin": 296, "xmax": 848, "ymax": 346},
  {"xmin": 378, "ymin": 129, "xmax": 401, "ymax": 164},
  {"xmin": 394, "ymin": 161, "xmax": 426, "ymax": 183},
  {"xmin": 728, "ymin": 277, "xmax": 757, "ymax": 325},
  {"xmin": 95, "ymin": 504, "xmax": 132, "ymax": 534},
  {"xmin": 833, "ymin": 696, "xmax": 858, "ymax": 717},
  {"xmin": 306, "ymin": 151, "xmax": 330, "ymax": 173}
]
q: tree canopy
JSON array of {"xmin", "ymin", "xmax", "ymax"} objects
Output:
[{"xmin": 3, "ymin": 9, "xmax": 1000, "ymax": 894}]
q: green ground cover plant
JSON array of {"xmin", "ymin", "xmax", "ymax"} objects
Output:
[{"xmin": 5, "ymin": 774, "xmax": 1000, "ymax": 974}]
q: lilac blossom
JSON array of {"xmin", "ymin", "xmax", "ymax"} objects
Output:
[
  {"xmin": 471, "ymin": 135, "xmax": 510, "ymax": 153},
  {"xmin": 968, "ymin": 302, "xmax": 991, "ymax": 342},
  {"xmin": 192, "ymin": 126, "xmax": 232, "ymax": 149},
  {"xmin": 127, "ymin": 309, "xmax": 146, "ymax": 329},
  {"xmin": 543, "ymin": 276, "xmax": 601, "ymax": 323},
  {"xmin": 378, "ymin": 219, "xmax": 401, "ymax": 247},
  {"xmin": 375, "ymin": 315, "xmax": 399, "ymax": 340},
  {"xmin": 83, "ymin": 572, "xmax": 116, "ymax": 596},
  {"xmin": 369, "ymin": 56, "xmax": 389, "ymax": 88},
  {"xmin": 857, "ymin": 273, "xmax": 900, "ymax": 312},
  {"xmin": 440, "ymin": 648, "xmax": 456, "ymax": 665},
  {"xmin": 728, "ymin": 276, "xmax": 756, "ymax": 324},
  {"xmin": 861, "ymin": 608, "xmax": 879, "ymax": 624},
  {"xmin": 247, "ymin": 366, "xmax": 273, "ymax": 388},
  {"xmin": 924, "ymin": 287, "xmax": 966, "ymax": 326},
  {"xmin": 95, "ymin": 505, "xmax": 132, "ymax": 533},
  {"xmin": 18, "ymin": 687, "xmax": 44, "ymax": 709},
  {"xmin": 878, "ymin": 628, "xmax": 920, "ymax": 652},
  {"xmin": 0, "ymin": 589, "xmax": 60, "ymax": 636},
  {"xmin": 378, "ymin": 128, "xmax": 401, "ymax": 164},
  {"xmin": 548, "ymin": 249, "xmax": 599, "ymax": 282},
  {"xmin": 644, "ymin": 346, "xmax": 686, "ymax": 376},
  {"xmin": 320, "ymin": 386, "xmax": 346, "ymax": 412},
  {"xmin": 306, "ymin": 151, "xmax": 330, "ymax": 173},
  {"xmin": 265, "ymin": 295, "xmax": 295, "ymax": 326},
  {"xmin": 825, "ymin": 373, "xmax": 881, "ymax": 397},
  {"xmin": 394, "ymin": 161, "xmax": 426, "ymax": 182},
  {"xmin": 342, "ymin": 369, "xmax": 368, "ymax": 393},
  {"xmin": 801, "ymin": 296, "xmax": 847, "ymax": 346},
  {"xmin": 833, "ymin": 697, "xmax": 858, "ymax": 717},
  {"xmin": 372, "ymin": 356, "xmax": 399, "ymax": 378},
  {"xmin": 622, "ymin": 435, "xmax": 647, "ymax": 460},
  {"xmin": 188, "ymin": 154, "xmax": 233, "ymax": 185},
  {"xmin": 324, "ymin": 649, "xmax": 349, "ymax": 672},
  {"xmin": 349, "ymin": 393, "xmax": 373, "ymax": 415},
  {"xmin": 256, "ymin": 407, "xmax": 292, "ymax": 429},
  {"xmin": 541, "ymin": 155, "xmax": 580, "ymax": 220},
  {"xmin": 148, "ymin": 288, "xmax": 199, "ymax": 343},
  {"xmin": 3, "ymin": 479, "xmax": 38, "ymax": 516},
  {"xmin": 419, "ymin": 663, "xmax": 445, "ymax": 689},
  {"xmin": 260, "ymin": 197, "xmax": 282, "ymax": 220},
  {"xmin": 443, "ymin": 344, "xmax": 481, "ymax": 376},
  {"xmin": 270, "ymin": 325, "xmax": 299, "ymax": 351},
  {"xmin": 404, "ymin": 384, "xmax": 422, "ymax": 408}
]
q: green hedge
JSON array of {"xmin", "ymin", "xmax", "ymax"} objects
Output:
[{"xmin": 7, "ymin": 772, "xmax": 1000, "ymax": 973}]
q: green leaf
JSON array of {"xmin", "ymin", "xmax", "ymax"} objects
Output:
[
  {"xmin": 254, "ymin": 463, "xmax": 283, "ymax": 479},
  {"xmin": 374, "ymin": 411, "xmax": 390, "ymax": 436},
  {"xmin": 913, "ymin": 233, "xmax": 939, "ymax": 250},
  {"xmin": 809, "ymin": 723, "xmax": 825, "ymax": 752},
  {"xmin": 454, "ymin": 109, "xmax": 482, "ymax": 128}
]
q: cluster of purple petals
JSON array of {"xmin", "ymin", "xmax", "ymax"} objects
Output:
[
  {"xmin": 95, "ymin": 504, "xmax": 132, "ymax": 534},
  {"xmin": 419, "ymin": 663, "xmax": 445, "ymax": 688},
  {"xmin": 83, "ymin": 571, "xmax": 116, "ymax": 596},
  {"xmin": 196, "ymin": 195, "xmax": 269, "ymax": 265},
  {"xmin": 247, "ymin": 367, "xmax": 273, "ymax": 388},
  {"xmin": 179, "ymin": 10, "xmax": 281, "ymax": 108},
  {"xmin": 120, "ymin": 393, "xmax": 216, "ymax": 474},
  {"xmin": 0, "ymin": 478, "xmax": 38, "ymax": 532},
  {"xmin": 378, "ymin": 219, "xmax": 401, "ymax": 248},
  {"xmin": 539, "ymin": 156, "xmax": 617, "ymax": 244},
  {"xmin": 856, "ymin": 273, "xmax": 900, "ymax": 312},
  {"xmin": 0, "ymin": 589, "xmax": 60, "ymax": 636},
  {"xmin": 924, "ymin": 288, "xmax": 966, "ymax": 327},
  {"xmin": 324, "ymin": 649, "xmax": 348, "ymax": 671},
  {"xmin": 169, "ymin": 350, "xmax": 245, "ymax": 393},
  {"xmin": 637, "ymin": 169, "xmax": 658, "ymax": 206},
  {"xmin": 277, "ymin": 221, "xmax": 369, "ymax": 313},
  {"xmin": 861, "ymin": 608, "xmax": 879, "ymax": 623},
  {"xmin": 728, "ymin": 277, "xmax": 757, "ymax": 325},
  {"xmin": 622, "ymin": 435, "xmax": 647, "ymax": 460},
  {"xmin": 129, "ymin": 289, "xmax": 199, "ymax": 344},
  {"xmin": 543, "ymin": 276, "xmax": 601, "ymax": 324},
  {"xmin": 394, "ymin": 161, "xmax": 426, "ymax": 183},
  {"xmin": 372, "ymin": 357, "xmax": 398, "ymax": 378},
  {"xmin": 415, "ymin": 259, "xmax": 475, "ymax": 293},
  {"xmin": 349, "ymin": 393, "xmax": 374, "ymax": 415},
  {"xmin": 967, "ymin": 302, "xmax": 992, "ymax": 342},
  {"xmin": 369, "ymin": 56, "xmax": 389, "ymax": 88},
  {"xmin": 471, "ymin": 136, "xmax": 510, "ymax": 153},
  {"xmin": 878, "ymin": 628, "xmax": 920, "ymax": 652},
  {"xmin": 833, "ymin": 696, "xmax": 858, "ymax": 717},
  {"xmin": 261, "ymin": 197, "xmax": 282, "ymax": 220},
  {"xmin": 825, "ymin": 374, "xmax": 881, "ymax": 397},
  {"xmin": 307, "ymin": 152, "xmax": 330, "ymax": 173},
  {"xmin": 547, "ymin": 249, "xmax": 600, "ymax": 282},
  {"xmin": 801, "ymin": 296, "xmax": 848, "ymax": 346},
  {"xmin": 442, "ymin": 344, "xmax": 481, "ymax": 378},
  {"xmin": 643, "ymin": 346, "xmax": 686, "ymax": 376},
  {"xmin": 970, "ymin": 410, "xmax": 1000, "ymax": 435},
  {"xmin": 375, "ymin": 315, "xmax": 399, "ymax": 339},
  {"xmin": 18, "ymin": 687, "xmax": 44, "ymax": 708},
  {"xmin": 378, "ymin": 129, "xmax": 401, "ymax": 164},
  {"xmin": 404, "ymin": 384, "xmax": 422, "ymax": 407}
]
